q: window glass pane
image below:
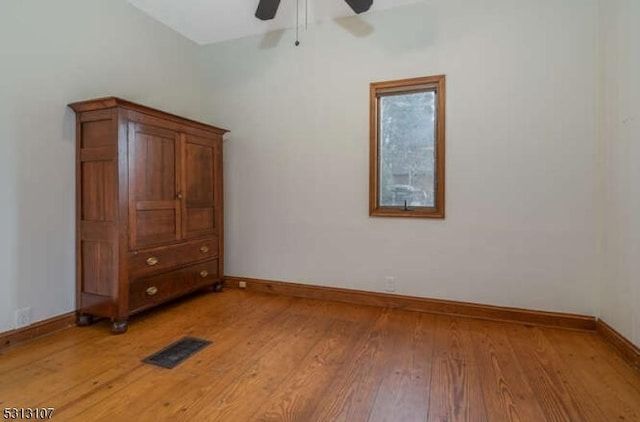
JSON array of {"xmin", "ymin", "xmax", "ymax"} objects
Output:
[{"xmin": 378, "ymin": 90, "xmax": 436, "ymax": 207}]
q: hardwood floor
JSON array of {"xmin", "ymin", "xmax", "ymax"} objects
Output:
[{"xmin": 1, "ymin": 289, "xmax": 639, "ymax": 421}]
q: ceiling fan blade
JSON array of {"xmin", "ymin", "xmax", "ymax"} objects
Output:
[
  {"xmin": 344, "ymin": 0, "xmax": 373, "ymax": 14},
  {"xmin": 255, "ymin": 0, "xmax": 281, "ymax": 20}
]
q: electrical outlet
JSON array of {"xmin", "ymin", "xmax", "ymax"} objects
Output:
[
  {"xmin": 238, "ymin": 281, "xmax": 247, "ymax": 289},
  {"xmin": 15, "ymin": 307, "xmax": 31, "ymax": 329},
  {"xmin": 384, "ymin": 276, "xmax": 396, "ymax": 292}
]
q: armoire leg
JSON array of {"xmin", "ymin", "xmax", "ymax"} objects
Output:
[
  {"xmin": 76, "ymin": 313, "xmax": 93, "ymax": 326},
  {"xmin": 111, "ymin": 319, "xmax": 128, "ymax": 334}
]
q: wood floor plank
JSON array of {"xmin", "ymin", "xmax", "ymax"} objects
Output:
[
  {"xmin": 366, "ymin": 312, "xmax": 437, "ymax": 422},
  {"xmin": 427, "ymin": 316, "xmax": 488, "ymax": 422},
  {"xmin": 579, "ymin": 328, "xmax": 640, "ymax": 392},
  {"xmin": 507, "ymin": 324, "xmax": 609, "ymax": 421},
  {"xmin": 177, "ymin": 299, "xmax": 355, "ymax": 421},
  {"xmin": 304, "ymin": 308, "xmax": 403, "ymax": 421},
  {"xmin": 542, "ymin": 327, "xmax": 640, "ymax": 421},
  {"xmin": 1, "ymin": 289, "xmax": 639, "ymax": 421},
  {"xmin": 248, "ymin": 305, "xmax": 380, "ymax": 421},
  {"xmin": 467, "ymin": 319, "xmax": 547, "ymax": 422},
  {"xmin": 0, "ymin": 325, "xmax": 103, "ymax": 376}
]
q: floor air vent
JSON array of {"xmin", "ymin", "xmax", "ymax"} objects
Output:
[{"xmin": 142, "ymin": 337, "xmax": 212, "ymax": 369}]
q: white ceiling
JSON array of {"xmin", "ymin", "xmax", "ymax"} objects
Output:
[{"xmin": 128, "ymin": 0, "xmax": 423, "ymax": 45}]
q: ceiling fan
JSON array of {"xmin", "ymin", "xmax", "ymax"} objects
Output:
[{"xmin": 255, "ymin": 0, "xmax": 373, "ymax": 20}]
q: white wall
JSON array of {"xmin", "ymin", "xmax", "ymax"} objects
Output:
[
  {"xmin": 200, "ymin": 0, "xmax": 602, "ymax": 314},
  {"xmin": 600, "ymin": 0, "xmax": 640, "ymax": 346},
  {"xmin": 0, "ymin": 0, "xmax": 202, "ymax": 332}
]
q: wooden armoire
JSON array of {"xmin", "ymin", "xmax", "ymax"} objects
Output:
[{"xmin": 69, "ymin": 97, "xmax": 228, "ymax": 333}]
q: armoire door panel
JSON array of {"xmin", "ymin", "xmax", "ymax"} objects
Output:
[
  {"xmin": 135, "ymin": 209, "xmax": 178, "ymax": 247},
  {"xmin": 134, "ymin": 133, "xmax": 177, "ymax": 201},
  {"xmin": 129, "ymin": 122, "xmax": 182, "ymax": 249},
  {"xmin": 135, "ymin": 200, "xmax": 177, "ymax": 210},
  {"xmin": 183, "ymin": 135, "xmax": 217, "ymax": 238},
  {"xmin": 185, "ymin": 142, "xmax": 214, "ymax": 202},
  {"xmin": 186, "ymin": 208, "xmax": 215, "ymax": 236}
]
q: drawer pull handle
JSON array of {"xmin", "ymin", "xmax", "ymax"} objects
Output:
[
  {"xmin": 200, "ymin": 245, "xmax": 209, "ymax": 253},
  {"xmin": 146, "ymin": 257, "xmax": 159, "ymax": 266},
  {"xmin": 146, "ymin": 286, "xmax": 158, "ymax": 296},
  {"xmin": 199, "ymin": 270, "xmax": 209, "ymax": 278}
]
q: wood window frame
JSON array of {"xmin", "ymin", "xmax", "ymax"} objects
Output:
[{"xmin": 369, "ymin": 75, "xmax": 446, "ymax": 218}]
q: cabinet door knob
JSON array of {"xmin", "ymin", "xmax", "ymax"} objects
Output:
[
  {"xmin": 199, "ymin": 270, "xmax": 209, "ymax": 278},
  {"xmin": 200, "ymin": 245, "xmax": 209, "ymax": 253},
  {"xmin": 176, "ymin": 192, "xmax": 183, "ymax": 199},
  {"xmin": 146, "ymin": 257, "xmax": 159, "ymax": 266},
  {"xmin": 146, "ymin": 286, "xmax": 158, "ymax": 296}
]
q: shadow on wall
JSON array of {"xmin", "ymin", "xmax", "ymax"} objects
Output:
[
  {"xmin": 333, "ymin": 15, "xmax": 374, "ymax": 38},
  {"xmin": 258, "ymin": 14, "xmax": 375, "ymax": 50},
  {"xmin": 259, "ymin": 29, "xmax": 287, "ymax": 49}
]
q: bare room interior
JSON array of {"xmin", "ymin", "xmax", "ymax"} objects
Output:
[{"xmin": 1, "ymin": 0, "xmax": 639, "ymax": 420}]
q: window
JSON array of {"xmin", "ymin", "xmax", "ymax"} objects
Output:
[{"xmin": 369, "ymin": 75, "xmax": 445, "ymax": 218}]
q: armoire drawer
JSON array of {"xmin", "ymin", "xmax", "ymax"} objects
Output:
[
  {"xmin": 129, "ymin": 238, "xmax": 218, "ymax": 277},
  {"xmin": 129, "ymin": 259, "xmax": 219, "ymax": 312}
]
